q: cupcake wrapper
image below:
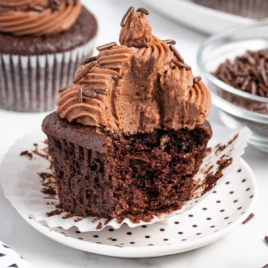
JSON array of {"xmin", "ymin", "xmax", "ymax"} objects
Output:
[
  {"xmin": 194, "ymin": 0, "xmax": 268, "ymax": 19},
  {"xmin": 0, "ymin": 37, "xmax": 96, "ymax": 112},
  {"xmin": 0, "ymin": 123, "xmax": 252, "ymax": 231}
]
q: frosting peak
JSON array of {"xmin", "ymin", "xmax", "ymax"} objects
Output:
[
  {"xmin": 0, "ymin": 0, "xmax": 81, "ymax": 36},
  {"xmin": 119, "ymin": 9, "xmax": 153, "ymax": 47},
  {"xmin": 56, "ymin": 7, "xmax": 211, "ymax": 134}
]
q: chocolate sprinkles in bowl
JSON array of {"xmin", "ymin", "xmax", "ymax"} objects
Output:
[
  {"xmin": 213, "ymin": 50, "xmax": 268, "ymax": 99},
  {"xmin": 197, "ymin": 20, "xmax": 268, "ymax": 153}
]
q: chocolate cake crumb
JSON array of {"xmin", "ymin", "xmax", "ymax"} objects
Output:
[
  {"xmin": 38, "ymin": 172, "xmax": 52, "ymax": 181},
  {"xmin": 96, "ymin": 222, "xmax": 103, "ymax": 230},
  {"xmin": 41, "ymin": 187, "xmax": 56, "ymax": 196},
  {"xmin": 74, "ymin": 218, "xmax": 82, "ymax": 222},
  {"xmin": 104, "ymin": 218, "xmax": 112, "ymax": 225},
  {"xmin": 242, "ymin": 213, "xmax": 254, "ymax": 224},
  {"xmin": 32, "ymin": 148, "xmax": 49, "ymax": 160},
  {"xmin": 201, "ymin": 157, "xmax": 233, "ymax": 195},
  {"xmin": 43, "ymin": 147, "xmax": 49, "ymax": 155},
  {"xmin": 205, "ymin": 147, "xmax": 212, "ymax": 156},
  {"xmin": 62, "ymin": 213, "xmax": 74, "ymax": 219},
  {"xmin": 215, "ymin": 134, "xmax": 238, "ymax": 156},
  {"xmin": 20, "ymin": 150, "xmax": 33, "ymax": 159},
  {"xmin": 46, "ymin": 209, "xmax": 62, "ymax": 217}
]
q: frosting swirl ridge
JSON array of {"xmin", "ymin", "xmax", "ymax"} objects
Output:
[
  {"xmin": 56, "ymin": 8, "xmax": 211, "ymax": 134},
  {"xmin": 0, "ymin": 0, "xmax": 81, "ymax": 36}
]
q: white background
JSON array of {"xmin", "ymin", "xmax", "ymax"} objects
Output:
[{"xmin": 0, "ymin": 0, "xmax": 268, "ymax": 267}]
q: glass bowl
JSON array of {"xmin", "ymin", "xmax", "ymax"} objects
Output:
[{"xmin": 197, "ymin": 21, "xmax": 268, "ymax": 153}]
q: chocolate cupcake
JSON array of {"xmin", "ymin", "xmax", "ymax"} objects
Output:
[
  {"xmin": 0, "ymin": 0, "xmax": 97, "ymax": 112},
  {"xmin": 193, "ymin": 0, "xmax": 268, "ymax": 19},
  {"xmin": 42, "ymin": 7, "xmax": 212, "ymax": 221}
]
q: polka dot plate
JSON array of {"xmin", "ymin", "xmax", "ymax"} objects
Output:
[{"xmin": 18, "ymin": 158, "xmax": 257, "ymax": 258}]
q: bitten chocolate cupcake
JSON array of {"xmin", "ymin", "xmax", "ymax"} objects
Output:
[
  {"xmin": 193, "ymin": 0, "xmax": 268, "ymax": 19},
  {"xmin": 0, "ymin": 0, "xmax": 97, "ymax": 112},
  {"xmin": 42, "ymin": 7, "xmax": 212, "ymax": 221}
]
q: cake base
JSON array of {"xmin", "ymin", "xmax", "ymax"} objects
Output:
[{"xmin": 42, "ymin": 112, "xmax": 212, "ymax": 220}]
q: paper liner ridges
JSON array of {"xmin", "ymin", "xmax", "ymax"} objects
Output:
[{"xmin": 0, "ymin": 124, "xmax": 251, "ymax": 231}]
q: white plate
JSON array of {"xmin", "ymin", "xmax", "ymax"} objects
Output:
[
  {"xmin": 142, "ymin": 0, "xmax": 253, "ymax": 34},
  {"xmin": 18, "ymin": 159, "xmax": 257, "ymax": 258}
]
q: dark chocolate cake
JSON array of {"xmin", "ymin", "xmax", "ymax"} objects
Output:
[
  {"xmin": 42, "ymin": 7, "xmax": 212, "ymax": 221},
  {"xmin": 43, "ymin": 113, "xmax": 212, "ymax": 219}
]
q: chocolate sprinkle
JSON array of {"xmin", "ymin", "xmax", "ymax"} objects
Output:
[
  {"xmin": 80, "ymin": 56, "xmax": 97, "ymax": 66},
  {"xmin": 172, "ymin": 59, "xmax": 191, "ymax": 70},
  {"xmin": 112, "ymin": 75, "xmax": 119, "ymax": 87},
  {"xmin": 73, "ymin": 62, "xmax": 95, "ymax": 83},
  {"xmin": 97, "ymin": 42, "xmax": 117, "ymax": 51},
  {"xmin": 136, "ymin": 7, "xmax": 149, "ymax": 15},
  {"xmin": 120, "ymin": 6, "xmax": 134, "ymax": 27},
  {"xmin": 148, "ymin": 56, "xmax": 155, "ymax": 76},
  {"xmin": 130, "ymin": 41, "xmax": 149, "ymax": 48},
  {"xmin": 95, "ymin": 89, "xmax": 107, "ymax": 96},
  {"xmin": 162, "ymin": 39, "xmax": 176, "ymax": 45},
  {"xmin": 170, "ymin": 45, "xmax": 184, "ymax": 63},
  {"xmin": 242, "ymin": 213, "xmax": 254, "ymax": 224},
  {"xmin": 193, "ymin": 76, "xmax": 202, "ymax": 84},
  {"xmin": 78, "ymin": 88, "xmax": 83, "ymax": 103},
  {"xmin": 213, "ymin": 49, "xmax": 268, "ymax": 98},
  {"xmin": 83, "ymin": 90, "xmax": 97, "ymax": 98}
]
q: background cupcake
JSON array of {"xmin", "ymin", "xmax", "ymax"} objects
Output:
[
  {"xmin": 0, "ymin": 0, "xmax": 97, "ymax": 112},
  {"xmin": 193, "ymin": 0, "xmax": 268, "ymax": 19}
]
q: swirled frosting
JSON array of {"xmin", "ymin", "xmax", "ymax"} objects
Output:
[
  {"xmin": 56, "ymin": 8, "xmax": 211, "ymax": 134},
  {"xmin": 0, "ymin": 0, "xmax": 81, "ymax": 36}
]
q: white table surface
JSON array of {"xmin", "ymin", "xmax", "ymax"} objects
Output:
[{"xmin": 0, "ymin": 0, "xmax": 268, "ymax": 267}]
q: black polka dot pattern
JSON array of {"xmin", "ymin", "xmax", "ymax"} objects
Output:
[{"xmin": 0, "ymin": 243, "xmax": 32, "ymax": 267}]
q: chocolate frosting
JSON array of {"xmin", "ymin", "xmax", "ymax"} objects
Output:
[
  {"xmin": 0, "ymin": 0, "xmax": 81, "ymax": 36},
  {"xmin": 56, "ymin": 7, "xmax": 211, "ymax": 134}
]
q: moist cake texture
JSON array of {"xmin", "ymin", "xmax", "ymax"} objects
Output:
[{"xmin": 43, "ymin": 113, "xmax": 212, "ymax": 219}]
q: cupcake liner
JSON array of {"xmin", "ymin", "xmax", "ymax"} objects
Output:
[
  {"xmin": 0, "ymin": 123, "xmax": 251, "ymax": 231},
  {"xmin": 0, "ymin": 36, "xmax": 96, "ymax": 112},
  {"xmin": 193, "ymin": 0, "xmax": 268, "ymax": 19}
]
